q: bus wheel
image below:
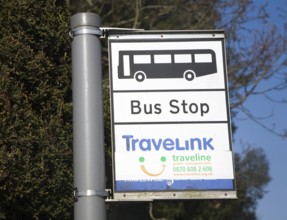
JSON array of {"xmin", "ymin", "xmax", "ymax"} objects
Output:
[
  {"xmin": 135, "ymin": 71, "xmax": 146, "ymax": 82},
  {"xmin": 184, "ymin": 70, "xmax": 195, "ymax": 81}
]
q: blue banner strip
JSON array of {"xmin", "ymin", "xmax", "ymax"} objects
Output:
[{"xmin": 116, "ymin": 179, "xmax": 234, "ymax": 192}]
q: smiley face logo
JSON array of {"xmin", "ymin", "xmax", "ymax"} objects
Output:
[{"xmin": 139, "ymin": 156, "xmax": 166, "ymax": 176}]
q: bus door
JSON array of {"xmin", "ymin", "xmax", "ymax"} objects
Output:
[{"xmin": 123, "ymin": 55, "xmax": 131, "ymax": 77}]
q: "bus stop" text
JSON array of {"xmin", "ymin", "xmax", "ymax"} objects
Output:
[{"xmin": 131, "ymin": 99, "xmax": 209, "ymax": 116}]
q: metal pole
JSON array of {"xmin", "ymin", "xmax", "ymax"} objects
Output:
[{"xmin": 70, "ymin": 13, "xmax": 106, "ymax": 220}]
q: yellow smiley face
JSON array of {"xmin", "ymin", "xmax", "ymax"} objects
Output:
[{"xmin": 139, "ymin": 156, "xmax": 166, "ymax": 176}]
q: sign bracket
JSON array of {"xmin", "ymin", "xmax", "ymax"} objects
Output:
[
  {"xmin": 100, "ymin": 27, "xmax": 144, "ymax": 38},
  {"xmin": 73, "ymin": 188, "xmax": 112, "ymax": 200}
]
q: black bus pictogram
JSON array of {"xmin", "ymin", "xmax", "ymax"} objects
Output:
[{"xmin": 117, "ymin": 49, "xmax": 217, "ymax": 82}]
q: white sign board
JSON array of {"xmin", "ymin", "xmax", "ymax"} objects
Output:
[{"xmin": 108, "ymin": 31, "xmax": 236, "ymax": 200}]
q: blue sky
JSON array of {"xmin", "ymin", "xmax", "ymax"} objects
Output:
[
  {"xmin": 233, "ymin": 1, "xmax": 287, "ymax": 219},
  {"xmin": 234, "ymin": 94, "xmax": 287, "ymax": 220}
]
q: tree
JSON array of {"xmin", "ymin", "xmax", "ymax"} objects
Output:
[
  {"xmin": 218, "ymin": 1, "xmax": 287, "ymax": 137},
  {"xmin": 0, "ymin": 1, "xmax": 73, "ymax": 219}
]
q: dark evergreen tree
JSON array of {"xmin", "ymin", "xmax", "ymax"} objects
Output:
[{"xmin": 0, "ymin": 1, "xmax": 73, "ymax": 219}]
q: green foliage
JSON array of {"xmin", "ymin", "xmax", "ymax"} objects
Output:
[{"xmin": 0, "ymin": 0, "xmax": 73, "ymax": 219}]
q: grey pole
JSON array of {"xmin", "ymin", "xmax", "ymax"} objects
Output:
[{"xmin": 70, "ymin": 13, "xmax": 106, "ymax": 220}]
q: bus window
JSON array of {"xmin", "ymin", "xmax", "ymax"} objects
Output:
[
  {"xmin": 154, "ymin": 54, "xmax": 172, "ymax": 63},
  {"xmin": 174, "ymin": 54, "xmax": 192, "ymax": 63},
  {"xmin": 194, "ymin": 54, "xmax": 212, "ymax": 63},
  {"xmin": 134, "ymin": 55, "xmax": 151, "ymax": 64}
]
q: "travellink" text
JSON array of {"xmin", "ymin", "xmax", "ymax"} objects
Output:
[{"xmin": 122, "ymin": 135, "xmax": 215, "ymax": 151}]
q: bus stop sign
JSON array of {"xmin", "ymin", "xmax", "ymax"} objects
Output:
[{"xmin": 108, "ymin": 30, "xmax": 236, "ymax": 201}]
